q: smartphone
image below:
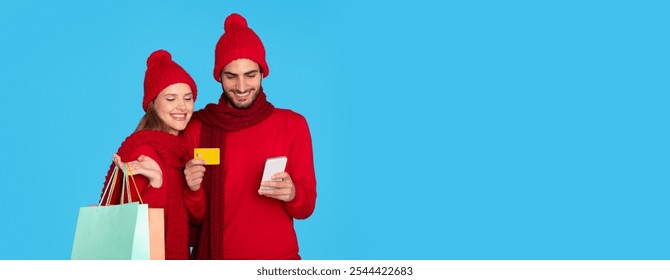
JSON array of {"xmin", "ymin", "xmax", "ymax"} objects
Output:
[{"xmin": 260, "ymin": 156, "xmax": 287, "ymax": 190}]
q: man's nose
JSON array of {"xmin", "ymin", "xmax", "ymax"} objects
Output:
[{"xmin": 236, "ymin": 77, "xmax": 248, "ymax": 92}]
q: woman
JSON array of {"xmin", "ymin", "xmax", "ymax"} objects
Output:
[{"xmin": 100, "ymin": 49, "xmax": 204, "ymax": 260}]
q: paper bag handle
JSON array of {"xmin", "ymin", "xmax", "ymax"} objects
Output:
[
  {"xmin": 99, "ymin": 165, "xmax": 119, "ymax": 206},
  {"xmin": 124, "ymin": 163, "xmax": 144, "ymax": 204},
  {"xmin": 99, "ymin": 163, "xmax": 144, "ymax": 206}
]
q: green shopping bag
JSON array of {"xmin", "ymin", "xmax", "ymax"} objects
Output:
[{"xmin": 71, "ymin": 164, "xmax": 151, "ymax": 260}]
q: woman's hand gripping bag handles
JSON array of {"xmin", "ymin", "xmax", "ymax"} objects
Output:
[{"xmin": 71, "ymin": 164, "xmax": 165, "ymax": 260}]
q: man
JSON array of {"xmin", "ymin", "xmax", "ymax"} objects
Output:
[{"xmin": 182, "ymin": 13, "xmax": 317, "ymax": 260}]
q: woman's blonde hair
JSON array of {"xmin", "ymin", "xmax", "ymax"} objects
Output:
[{"xmin": 135, "ymin": 101, "xmax": 171, "ymax": 133}]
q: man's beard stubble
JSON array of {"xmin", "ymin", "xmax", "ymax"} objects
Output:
[{"xmin": 223, "ymin": 89, "xmax": 258, "ymax": 109}]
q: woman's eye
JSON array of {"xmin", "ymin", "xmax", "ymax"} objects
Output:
[{"xmin": 166, "ymin": 98, "xmax": 175, "ymax": 101}]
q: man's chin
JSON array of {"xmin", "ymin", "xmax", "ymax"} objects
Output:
[
  {"xmin": 225, "ymin": 91, "xmax": 258, "ymax": 109},
  {"xmin": 231, "ymin": 101, "xmax": 253, "ymax": 109}
]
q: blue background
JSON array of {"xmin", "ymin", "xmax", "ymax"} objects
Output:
[{"xmin": 0, "ymin": 0, "xmax": 668, "ymax": 260}]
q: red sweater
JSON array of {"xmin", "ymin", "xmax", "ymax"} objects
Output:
[
  {"xmin": 184, "ymin": 108, "xmax": 317, "ymax": 259},
  {"xmin": 101, "ymin": 131, "xmax": 206, "ymax": 260}
]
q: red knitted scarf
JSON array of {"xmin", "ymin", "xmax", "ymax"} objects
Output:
[
  {"xmin": 100, "ymin": 130, "xmax": 191, "ymax": 259},
  {"xmin": 193, "ymin": 88, "xmax": 274, "ymax": 259}
]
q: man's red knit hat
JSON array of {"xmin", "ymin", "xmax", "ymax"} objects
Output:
[
  {"xmin": 213, "ymin": 13, "xmax": 269, "ymax": 82},
  {"xmin": 143, "ymin": 50, "xmax": 198, "ymax": 111}
]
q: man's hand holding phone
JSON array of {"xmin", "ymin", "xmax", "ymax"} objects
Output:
[{"xmin": 259, "ymin": 156, "xmax": 295, "ymax": 202}]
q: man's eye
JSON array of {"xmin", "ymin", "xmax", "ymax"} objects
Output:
[
  {"xmin": 226, "ymin": 75, "xmax": 235, "ymax": 79},
  {"xmin": 185, "ymin": 97, "xmax": 192, "ymax": 100},
  {"xmin": 166, "ymin": 98, "xmax": 175, "ymax": 101}
]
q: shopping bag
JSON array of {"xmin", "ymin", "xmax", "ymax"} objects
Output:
[
  {"xmin": 149, "ymin": 208, "xmax": 165, "ymax": 260},
  {"xmin": 71, "ymin": 164, "xmax": 164, "ymax": 260},
  {"xmin": 71, "ymin": 202, "xmax": 150, "ymax": 260}
]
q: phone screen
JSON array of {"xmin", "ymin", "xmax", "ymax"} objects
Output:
[{"xmin": 260, "ymin": 156, "xmax": 287, "ymax": 190}]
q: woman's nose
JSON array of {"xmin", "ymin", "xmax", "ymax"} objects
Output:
[{"xmin": 176, "ymin": 98, "xmax": 186, "ymax": 109}]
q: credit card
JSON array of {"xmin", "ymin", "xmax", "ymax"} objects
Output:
[{"xmin": 194, "ymin": 148, "xmax": 220, "ymax": 165}]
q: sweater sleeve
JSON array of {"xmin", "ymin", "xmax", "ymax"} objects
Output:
[
  {"xmin": 127, "ymin": 145, "xmax": 167, "ymax": 209},
  {"xmin": 183, "ymin": 188, "xmax": 206, "ymax": 224},
  {"xmin": 283, "ymin": 114, "xmax": 317, "ymax": 219}
]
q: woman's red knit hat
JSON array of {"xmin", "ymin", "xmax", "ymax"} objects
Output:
[
  {"xmin": 143, "ymin": 50, "xmax": 198, "ymax": 111},
  {"xmin": 213, "ymin": 13, "xmax": 269, "ymax": 82}
]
